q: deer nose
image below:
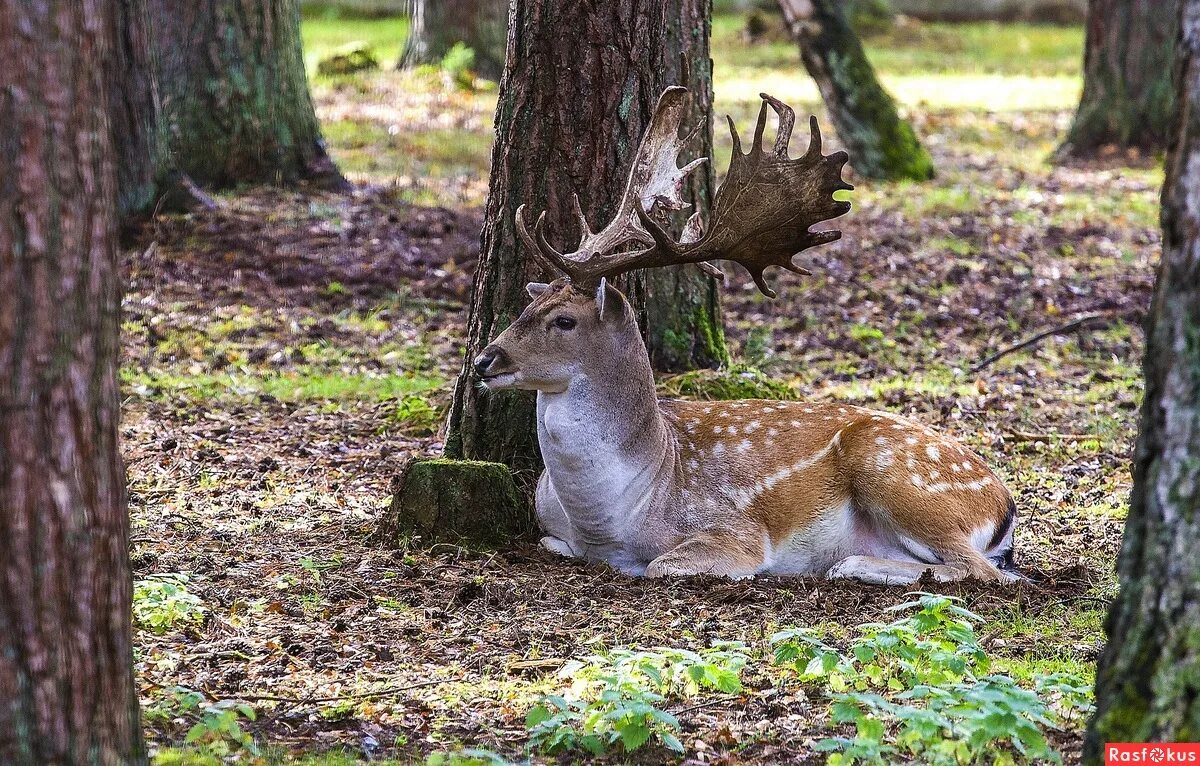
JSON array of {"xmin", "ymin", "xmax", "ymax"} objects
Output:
[{"xmin": 473, "ymin": 346, "xmax": 507, "ymax": 378}]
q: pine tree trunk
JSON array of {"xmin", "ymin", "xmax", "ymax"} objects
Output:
[
  {"xmin": 442, "ymin": 0, "xmax": 727, "ymax": 476},
  {"xmin": 778, "ymin": 0, "xmax": 934, "ymax": 181},
  {"xmin": 112, "ymin": 0, "xmax": 162, "ymax": 217},
  {"xmin": 1058, "ymin": 0, "xmax": 1178, "ymax": 158},
  {"xmin": 0, "ymin": 2, "xmax": 144, "ymax": 763},
  {"xmin": 152, "ymin": 0, "xmax": 345, "ymax": 189},
  {"xmin": 399, "ymin": 0, "xmax": 508, "ymax": 81},
  {"xmin": 1084, "ymin": 2, "xmax": 1200, "ymax": 759}
]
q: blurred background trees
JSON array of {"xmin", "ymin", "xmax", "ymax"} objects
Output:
[
  {"xmin": 399, "ymin": 0, "xmax": 508, "ymax": 80},
  {"xmin": 1057, "ymin": 0, "xmax": 1178, "ymax": 159},
  {"xmin": 151, "ymin": 0, "xmax": 345, "ymax": 189},
  {"xmin": 777, "ymin": 0, "xmax": 934, "ymax": 180}
]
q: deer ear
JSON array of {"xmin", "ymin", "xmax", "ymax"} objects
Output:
[{"xmin": 526, "ymin": 282, "xmax": 550, "ymax": 298}]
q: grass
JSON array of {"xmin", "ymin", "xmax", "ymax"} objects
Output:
[
  {"xmin": 300, "ymin": 13, "xmax": 1088, "ymax": 193},
  {"xmin": 301, "ymin": 16, "xmax": 409, "ymax": 75}
]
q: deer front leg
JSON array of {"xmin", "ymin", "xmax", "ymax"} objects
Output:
[
  {"xmin": 535, "ymin": 471, "xmax": 580, "ymax": 557},
  {"xmin": 645, "ymin": 533, "xmax": 765, "ymax": 579}
]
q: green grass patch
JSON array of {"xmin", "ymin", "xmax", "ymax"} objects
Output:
[
  {"xmin": 125, "ymin": 369, "xmax": 444, "ymax": 405},
  {"xmin": 301, "ymin": 16, "xmax": 408, "ymax": 75}
]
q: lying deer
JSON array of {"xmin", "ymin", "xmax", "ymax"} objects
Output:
[{"xmin": 473, "ymin": 88, "xmax": 1018, "ymax": 584}]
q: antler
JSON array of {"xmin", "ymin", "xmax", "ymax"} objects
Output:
[{"xmin": 517, "ymin": 88, "xmax": 854, "ymax": 297}]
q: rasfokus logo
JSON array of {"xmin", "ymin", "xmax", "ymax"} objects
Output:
[{"xmin": 1106, "ymin": 744, "xmax": 1200, "ymax": 763}]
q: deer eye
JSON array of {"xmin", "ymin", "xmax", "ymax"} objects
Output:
[{"xmin": 551, "ymin": 316, "xmax": 577, "ymax": 331}]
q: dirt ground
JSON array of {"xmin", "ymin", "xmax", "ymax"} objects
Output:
[{"xmin": 124, "ymin": 101, "xmax": 1154, "ymax": 763}]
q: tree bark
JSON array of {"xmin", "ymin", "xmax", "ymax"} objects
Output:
[
  {"xmin": 442, "ymin": 0, "xmax": 728, "ymax": 477},
  {"xmin": 778, "ymin": 0, "xmax": 934, "ymax": 181},
  {"xmin": 1084, "ymin": 2, "xmax": 1200, "ymax": 759},
  {"xmin": 112, "ymin": 0, "xmax": 163, "ymax": 217},
  {"xmin": 0, "ymin": 1, "xmax": 144, "ymax": 764},
  {"xmin": 152, "ymin": 0, "xmax": 346, "ymax": 189},
  {"xmin": 399, "ymin": 0, "xmax": 508, "ymax": 81},
  {"xmin": 1059, "ymin": 0, "xmax": 1178, "ymax": 158}
]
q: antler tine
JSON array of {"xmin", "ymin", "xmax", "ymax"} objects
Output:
[
  {"xmin": 515, "ymin": 204, "xmax": 569, "ymax": 279},
  {"xmin": 760, "ymin": 93, "xmax": 795, "ymax": 158},
  {"xmin": 512, "ymin": 90, "xmax": 855, "ymax": 293},
  {"xmin": 570, "ymin": 192, "xmax": 592, "ymax": 238}
]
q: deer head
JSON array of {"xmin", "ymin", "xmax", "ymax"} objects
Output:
[{"xmin": 475, "ymin": 87, "xmax": 852, "ymax": 390}]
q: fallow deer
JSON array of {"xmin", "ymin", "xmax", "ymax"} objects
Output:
[{"xmin": 473, "ymin": 87, "xmax": 1018, "ymax": 584}]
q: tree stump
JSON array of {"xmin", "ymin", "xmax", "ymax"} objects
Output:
[{"xmin": 377, "ymin": 458, "xmax": 536, "ymax": 548}]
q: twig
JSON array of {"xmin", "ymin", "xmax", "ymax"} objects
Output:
[
  {"xmin": 672, "ymin": 696, "xmax": 738, "ymax": 717},
  {"xmin": 235, "ymin": 678, "xmax": 447, "ymax": 707},
  {"xmin": 969, "ymin": 312, "xmax": 1119, "ymax": 374},
  {"xmin": 1006, "ymin": 430, "xmax": 1101, "ymax": 444}
]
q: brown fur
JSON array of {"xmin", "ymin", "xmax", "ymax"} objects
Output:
[{"xmin": 478, "ymin": 281, "xmax": 1018, "ymax": 583}]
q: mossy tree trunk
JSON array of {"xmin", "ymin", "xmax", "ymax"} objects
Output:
[
  {"xmin": 1058, "ymin": 0, "xmax": 1178, "ymax": 159},
  {"xmin": 1083, "ymin": 2, "xmax": 1200, "ymax": 758},
  {"xmin": 151, "ymin": 0, "xmax": 345, "ymax": 189},
  {"xmin": 399, "ymin": 0, "xmax": 508, "ymax": 81},
  {"xmin": 0, "ymin": 1, "xmax": 144, "ymax": 762},
  {"xmin": 443, "ymin": 0, "xmax": 727, "ymax": 477},
  {"xmin": 777, "ymin": 0, "xmax": 934, "ymax": 181}
]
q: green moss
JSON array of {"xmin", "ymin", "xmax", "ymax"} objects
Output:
[
  {"xmin": 379, "ymin": 458, "xmax": 534, "ymax": 548},
  {"xmin": 658, "ymin": 364, "xmax": 795, "ymax": 401}
]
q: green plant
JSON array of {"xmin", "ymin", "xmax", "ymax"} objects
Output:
[
  {"xmin": 441, "ymin": 42, "xmax": 475, "ymax": 89},
  {"xmin": 133, "ymin": 574, "xmax": 205, "ymax": 634},
  {"xmin": 527, "ymin": 642, "xmax": 747, "ymax": 757},
  {"xmin": 526, "ymin": 685, "xmax": 682, "ymax": 756},
  {"xmin": 144, "ymin": 687, "xmax": 258, "ymax": 758},
  {"xmin": 383, "ymin": 393, "xmax": 442, "ymax": 435},
  {"xmin": 772, "ymin": 594, "xmax": 1091, "ymax": 765}
]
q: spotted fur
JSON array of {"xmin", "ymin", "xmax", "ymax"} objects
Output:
[{"xmin": 475, "ymin": 280, "xmax": 1019, "ymax": 584}]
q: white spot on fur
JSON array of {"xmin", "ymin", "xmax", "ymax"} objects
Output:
[
  {"xmin": 737, "ymin": 439, "xmax": 752, "ymax": 453},
  {"xmin": 911, "ymin": 474, "xmax": 925, "ymax": 488},
  {"xmin": 926, "ymin": 445, "xmax": 941, "ymax": 461},
  {"xmin": 930, "ymin": 470, "xmax": 941, "ymax": 480},
  {"xmin": 791, "ymin": 420, "xmax": 802, "ymax": 428},
  {"xmin": 712, "ymin": 442, "xmax": 726, "ymax": 456},
  {"xmin": 951, "ymin": 463, "xmax": 961, "ymax": 473},
  {"xmin": 714, "ymin": 425, "xmax": 723, "ymax": 434},
  {"xmin": 876, "ymin": 449, "xmax": 895, "ymax": 469},
  {"xmin": 768, "ymin": 427, "xmax": 778, "ymax": 437},
  {"xmin": 875, "ymin": 436, "xmax": 889, "ymax": 446},
  {"xmin": 906, "ymin": 436, "xmax": 918, "ymax": 445}
]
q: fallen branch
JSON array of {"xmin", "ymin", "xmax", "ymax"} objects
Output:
[
  {"xmin": 1007, "ymin": 430, "xmax": 1101, "ymax": 444},
  {"xmin": 234, "ymin": 678, "xmax": 447, "ymax": 707},
  {"xmin": 969, "ymin": 312, "xmax": 1120, "ymax": 374}
]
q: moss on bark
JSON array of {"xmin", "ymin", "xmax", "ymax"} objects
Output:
[
  {"xmin": 378, "ymin": 458, "xmax": 534, "ymax": 548},
  {"xmin": 778, "ymin": 0, "xmax": 934, "ymax": 181},
  {"xmin": 1083, "ymin": 3, "xmax": 1200, "ymax": 758}
]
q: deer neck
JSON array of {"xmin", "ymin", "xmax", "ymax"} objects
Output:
[{"xmin": 535, "ymin": 333, "xmax": 670, "ymax": 543}]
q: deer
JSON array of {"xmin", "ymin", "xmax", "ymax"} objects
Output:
[{"xmin": 472, "ymin": 87, "xmax": 1019, "ymax": 585}]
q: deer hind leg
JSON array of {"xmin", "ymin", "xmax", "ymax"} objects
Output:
[
  {"xmin": 645, "ymin": 532, "xmax": 764, "ymax": 579},
  {"xmin": 826, "ymin": 555, "xmax": 965, "ymax": 585},
  {"xmin": 827, "ymin": 547, "xmax": 1018, "ymax": 586}
]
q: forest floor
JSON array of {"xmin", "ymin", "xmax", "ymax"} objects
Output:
[{"xmin": 126, "ymin": 13, "xmax": 1158, "ymax": 766}]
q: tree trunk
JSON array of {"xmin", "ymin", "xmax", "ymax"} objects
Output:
[
  {"xmin": 112, "ymin": 0, "xmax": 163, "ymax": 217},
  {"xmin": 442, "ymin": 0, "xmax": 727, "ymax": 478},
  {"xmin": 778, "ymin": 0, "xmax": 934, "ymax": 181},
  {"xmin": 1058, "ymin": 0, "xmax": 1178, "ymax": 159},
  {"xmin": 1084, "ymin": 2, "xmax": 1200, "ymax": 759},
  {"xmin": 399, "ymin": 0, "xmax": 508, "ymax": 81},
  {"xmin": 0, "ymin": 1, "xmax": 144, "ymax": 764},
  {"xmin": 152, "ymin": 0, "xmax": 345, "ymax": 189}
]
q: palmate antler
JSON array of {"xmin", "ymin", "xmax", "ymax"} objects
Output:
[{"xmin": 516, "ymin": 86, "xmax": 853, "ymax": 297}]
